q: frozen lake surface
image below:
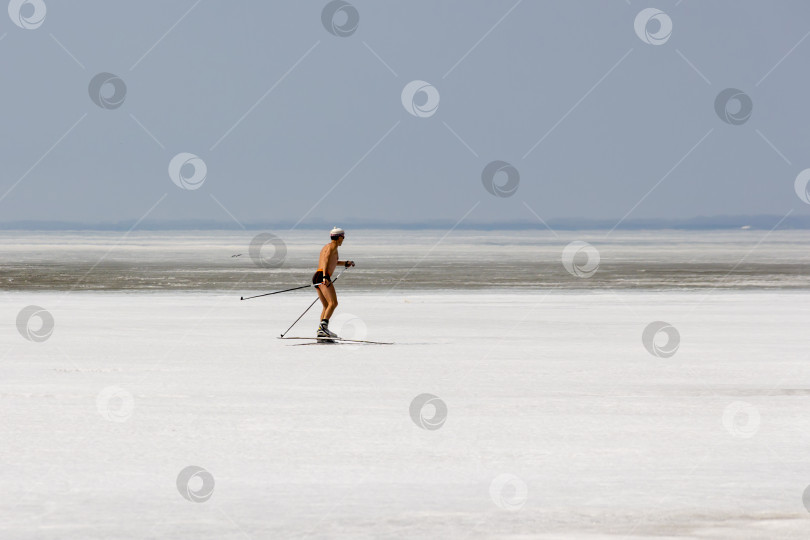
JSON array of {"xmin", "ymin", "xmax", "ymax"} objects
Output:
[
  {"xmin": 2, "ymin": 229, "xmax": 810, "ymax": 290},
  {"xmin": 2, "ymin": 289, "xmax": 810, "ymax": 538}
]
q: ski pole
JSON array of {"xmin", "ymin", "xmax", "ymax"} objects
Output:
[
  {"xmin": 279, "ymin": 267, "xmax": 348, "ymax": 337},
  {"xmin": 280, "ymin": 297, "xmax": 320, "ymax": 338},
  {"xmin": 240, "ymin": 284, "xmax": 312, "ymax": 301}
]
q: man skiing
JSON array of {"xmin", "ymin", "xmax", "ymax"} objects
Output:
[{"xmin": 312, "ymin": 227, "xmax": 354, "ymax": 338}]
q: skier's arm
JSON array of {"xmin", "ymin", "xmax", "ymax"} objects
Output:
[{"xmin": 318, "ymin": 247, "xmax": 333, "ymax": 282}]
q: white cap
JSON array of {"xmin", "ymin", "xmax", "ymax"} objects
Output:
[{"xmin": 330, "ymin": 226, "xmax": 345, "ymax": 238}]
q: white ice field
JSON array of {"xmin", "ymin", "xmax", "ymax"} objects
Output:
[{"xmin": 3, "ymin": 289, "xmax": 810, "ymax": 539}]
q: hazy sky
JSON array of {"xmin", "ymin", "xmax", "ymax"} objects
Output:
[{"xmin": 2, "ymin": 0, "xmax": 810, "ymax": 227}]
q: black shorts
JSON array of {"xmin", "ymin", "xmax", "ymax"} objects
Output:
[{"xmin": 312, "ymin": 271, "xmax": 331, "ymax": 286}]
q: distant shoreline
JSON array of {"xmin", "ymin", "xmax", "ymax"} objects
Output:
[{"xmin": 0, "ymin": 215, "xmax": 808, "ymax": 231}]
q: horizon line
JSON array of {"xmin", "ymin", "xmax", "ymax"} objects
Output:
[{"xmin": 0, "ymin": 214, "xmax": 809, "ymax": 231}]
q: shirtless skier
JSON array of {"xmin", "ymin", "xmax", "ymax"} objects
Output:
[{"xmin": 312, "ymin": 227, "xmax": 354, "ymax": 338}]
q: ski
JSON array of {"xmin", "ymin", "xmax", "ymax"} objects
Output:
[{"xmin": 278, "ymin": 336, "xmax": 393, "ymax": 345}]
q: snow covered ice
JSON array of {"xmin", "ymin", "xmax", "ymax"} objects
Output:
[{"xmin": 3, "ymin": 286, "xmax": 810, "ymax": 539}]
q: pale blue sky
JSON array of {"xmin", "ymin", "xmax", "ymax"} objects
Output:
[{"xmin": 1, "ymin": 0, "xmax": 809, "ymax": 228}]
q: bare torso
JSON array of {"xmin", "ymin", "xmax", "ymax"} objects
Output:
[{"xmin": 318, "ymin": 243, "xmax": 338, "ymax": 276}]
